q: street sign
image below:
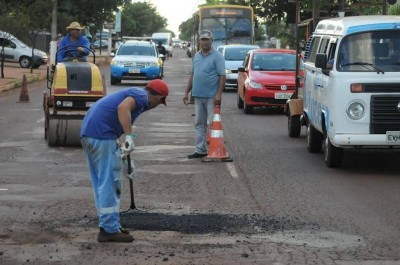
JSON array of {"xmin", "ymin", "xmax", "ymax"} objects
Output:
[{"xmin": 103, "ymin": 23, "xmax": 115, "ymax": 29}]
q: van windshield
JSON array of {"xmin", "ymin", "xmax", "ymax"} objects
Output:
[
  {"xmin": 337, "ymin": 30, "xmax": 400, "ymax": 72},
  {"xmin": 153, "ymin": 39, "xmax": 167, "ymax": 45}
]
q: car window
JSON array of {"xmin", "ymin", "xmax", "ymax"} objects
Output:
[
  {"xmin": 251, "ymin": 53, "xmax": 302, "ymax": 71},
  {"xmin": 224, "ymin": 47, "xmax": 256, "ymax": 61},
  {"xmin": 117, "ymin": 45, "xmax": 156, "ymax": 56}
]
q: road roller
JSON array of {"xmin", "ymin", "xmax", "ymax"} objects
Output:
[{"xmin": 43, "ymin": 45, "xmax": 105, "ymax": 147}]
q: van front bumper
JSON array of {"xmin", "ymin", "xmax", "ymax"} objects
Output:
[{"xmin": 333, "ymin": 134, "xmax": 400, "ymax": 147}]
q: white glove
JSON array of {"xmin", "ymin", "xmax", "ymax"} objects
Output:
[
  {"xmin": 122, "ymin": 156, "xmax": 136, "ymax": 180},
  {"xmin": 120, "ymin": 134, "xmax": 137, "ymax": 156}
]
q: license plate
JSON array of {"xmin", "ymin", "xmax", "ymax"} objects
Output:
[
  {"xmin": 128, "ymin": 68, "xmax": 140, "ymax": 73},
  {"xmin": 386, "ymin": 131, "xmax": 400, "ymax": 144},
  {"xmin": 275, "ymin": 93, "xmax": 292, "ymax": 99}
]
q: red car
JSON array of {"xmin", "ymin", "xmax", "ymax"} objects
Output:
[{"xmin": 237, "ymin": 49, "xmax": 304, "ymax": 114}]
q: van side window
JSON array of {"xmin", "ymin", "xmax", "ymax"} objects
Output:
[
  {"xmin": 318, "ymin": 37, "xmax": 330, "ymax": 54},
  {"xmin": 308, "ymin": 36, "xmax": 321, "ymax": 63}
]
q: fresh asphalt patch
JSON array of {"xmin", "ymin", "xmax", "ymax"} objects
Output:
[{"xmin": 119, "ymin": 212, "xmax": 317, "ymax": 235}]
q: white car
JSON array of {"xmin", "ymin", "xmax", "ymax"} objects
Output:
[
  {"xmin": 0, "ymin": 31, "xmax": 48, "ymax": 68},
  {"xmin": 110, "ymin": 41, "xmax": 163, "ymax": 85}
]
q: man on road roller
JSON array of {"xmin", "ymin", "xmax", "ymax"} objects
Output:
[
  {"xmin": 43, "ymin": 22, "xmax": 104, "ymax": 147},
  {"xmin": 80, "ymin": 79, "xmax": 169, "ymax": 243}
]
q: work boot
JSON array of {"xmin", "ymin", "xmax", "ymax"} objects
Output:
[
  {"xmin": 97, "ymin": 228, "xmax": 134, "ymax": 243},
  {"xmin": 100, "ymin": 227, "xmax": 130, "ymax": 234},
  {"xmin": 187, "ymin": 152, "xmax": 207, "ymax": 159}
]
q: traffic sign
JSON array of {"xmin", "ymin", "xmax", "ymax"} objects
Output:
[{"xmin": 103, "ymin": 23, "xmax": 115, "ymax": 29}]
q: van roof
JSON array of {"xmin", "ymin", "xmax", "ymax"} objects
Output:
[{"xmin": 315, "ymin": 15, "xmax": 400, "ymax": 36}]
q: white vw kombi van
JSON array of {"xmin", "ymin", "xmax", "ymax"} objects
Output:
[{"xmin": 287, "ymin": 16, "xmax": 400, "ymax": 167}]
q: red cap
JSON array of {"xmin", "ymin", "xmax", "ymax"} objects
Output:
[{"xmin": 147, "ymin": 79, "xmax": 169, "ymax": 106}]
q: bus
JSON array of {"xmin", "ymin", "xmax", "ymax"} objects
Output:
[{"xmin": 191, "ymin": 5, "xmax": 255, "ymax": 53}]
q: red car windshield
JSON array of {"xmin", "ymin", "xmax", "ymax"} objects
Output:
[{"xmin": 251, "ymin": 53, "xmax": 303, "ymax": 71}]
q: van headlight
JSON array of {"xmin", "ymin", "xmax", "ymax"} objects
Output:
[
  {"xmin": 346, "ymin": 101, "xmax": 365, "ymax": 120},
  {"xmin": 226, "ymin": 69, "xmax": 232, "ymax": 74}
]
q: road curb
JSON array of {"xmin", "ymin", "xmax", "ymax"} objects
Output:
[{"xmin": 0, "ymin": 59, "xmax": 110, "ymax": 93}]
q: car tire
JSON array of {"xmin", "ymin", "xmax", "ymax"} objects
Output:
[
  {"xmin": 19, "ymin": 56, "xmax": 32, "ymax": 68},
  {"xmin": 324, "ymin": 135, "xmax": 343, "ymax": 167},
  {"xmin": 306, "ymin": 123, "xmax": 323, "ymax": 153},
  {"xmin": 243, "ymin": 100, "xmax": 253, "ymax": 114},
  {"xmin": 111, "ymin": 76, "xmax": 121, "ymax": 85},
  {"xmin": 288, "ymin": 111, "xmax": 301, "ymax": 138},
  {"xmin": 237, "ymin": 93, "xmax": 244, "ymax": 109}
]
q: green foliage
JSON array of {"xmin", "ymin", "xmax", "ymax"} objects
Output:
[
  {"xmin": 388, "ymin": 2, "xmax": 400, "ymax": 15},
  {"xmin": 120, "ymin": 2, "xmax": 167, "ymax": 37}
]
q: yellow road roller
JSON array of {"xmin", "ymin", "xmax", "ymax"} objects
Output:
[{"xmin": 43, "ymin": 46, "xmax": 105, "ymax": 146}]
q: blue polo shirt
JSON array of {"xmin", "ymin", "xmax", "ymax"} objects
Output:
[
  {"xmin": 192, "ymin": 48, "xmax": 225, "ymax": 98},
  {"xmin": 80, "ymin": 88, "xmax": 149, "ymax": 140},
  {"xmin": 57, "ymin": 33, "xmax": 90, "ymax": 62}
]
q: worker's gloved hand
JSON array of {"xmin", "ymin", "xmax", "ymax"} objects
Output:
[
  {"xmin": 122, "ymin": 156, "xmax": 136, "ymax": 180},
  {"xmin": 120, "ymin": 133, "xmax": 137, "ymax": 156},
  {"xmin": 77, "ymin": 47, "xmax": 84, "ymax": 53}
]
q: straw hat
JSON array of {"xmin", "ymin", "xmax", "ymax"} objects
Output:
[{"xmin": 66, "ymin": 22, "xmax": 84, "ymax": 31}]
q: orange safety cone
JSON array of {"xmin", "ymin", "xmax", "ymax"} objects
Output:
[
  {"xmin": 206, "ymin": 124, "xmax": 211, "ymax": 145},
  {"xmin": 202, "ymin": 105, "xmax": 233, "ymax": 162},
  {"xmin": 17, "ymin": 74, "xmax": 30, "ymax": 103}
]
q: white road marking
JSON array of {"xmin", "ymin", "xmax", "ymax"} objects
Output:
[
  {"xmin": 226, "ymin": 162, "xmax": 239, "ymax": 179},
  {"xmin": 0, "ymin": 188, "xmax": 9, "ymax": 191}
]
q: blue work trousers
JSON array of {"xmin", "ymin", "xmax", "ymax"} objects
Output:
[
  {"xmin": 194, "ymin": 97, "xmax": 214, "ymax": 154},
  {"xmin": 81, "ymin": 137, "xmax": 122, "ymax": 233}
]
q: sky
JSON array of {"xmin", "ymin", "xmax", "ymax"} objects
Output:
[{"xmin": 132, "ymin": 0, "xmax": 206, "ymax": 36}]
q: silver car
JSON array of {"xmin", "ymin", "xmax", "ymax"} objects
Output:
[
  {"xmin": 221, "ymin": 44, "xmax": 260, "ymax": 89},
  {"xmin": 0, "ymin": 31, "xmax": 48, "ymax": 68}
]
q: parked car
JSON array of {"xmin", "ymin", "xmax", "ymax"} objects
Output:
[
  {"xmin": 0, "ymin": 31, "xmax": 48, "ymax": 68},
  {"xmin": 220, "ymin": 44, "xmax": 260, "ymax": 90},
  {"xmin": 91, "ymin": 40, "xmax": 109, "ymax": 49},
  {"xmin": 237, "ymin": 49, "xmax": 304, "ymax": 114},
  {"xmin": 110, "ymin": 40, "xmax": 163, "ymax": 85}
]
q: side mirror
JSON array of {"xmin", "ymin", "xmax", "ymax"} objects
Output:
[
  {"xmin": 315, "ymin": 53, "xmax": 327, "ymax": 69},
  {"xmin": 110, "ymin": 52, "xmax": 115, "ymax": 57},
  {"xmin": 238, "ymin": 67, "xmax": 246, "ymax": 72},
  {"xmin": 10, "ymin": 42, "xmax": 17, "ymax": 49}
]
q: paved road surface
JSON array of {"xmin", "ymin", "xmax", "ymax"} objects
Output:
[{"xmin": 0, "ymin": 48, "xmax": 399, "ymax": 264}]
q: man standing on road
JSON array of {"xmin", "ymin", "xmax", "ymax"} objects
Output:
[
  {"xmin": 80, "ymin": 79, "xmax": 169, "ymax": 242},
  {"xmin": 57, "ymin": 22, "xmax": 90, "ymax": 63},
  {"xmin": 183, "ymin": 30, "xmax": 226, "ymax": 159},
  {"xmin": 156, "ymin": 41, "xmax": 167, "ymax": 77}
]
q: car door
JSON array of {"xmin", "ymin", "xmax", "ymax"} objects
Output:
[
  {"xmin": 238, "ymin": 53, "xmax": 250, "ymax": 100},
  {"xmin": 0, "ymin": 38, "xmax": 16, "ymax": 62}
]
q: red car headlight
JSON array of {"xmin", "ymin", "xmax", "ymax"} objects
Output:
[{"xmin": 248, "ymin": 81, "xmax": 263, "ymax": 89}]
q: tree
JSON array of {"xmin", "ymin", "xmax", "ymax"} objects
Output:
[{"xmin": 120, "ymin": 2, "xmax": 167, "ymax": 37}]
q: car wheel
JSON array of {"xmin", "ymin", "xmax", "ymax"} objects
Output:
[
  {"xmin": 306, "ymin": 123, "xmax": 323, "ymax": 153},
  {"xmin": 324, "ymin": 135, "xmax": 343, "ymax": 167},
  {"xmin": 237, "ymin": 93, "xmax": 244, "ymax": 109},
  {"xmin": 243, "ymin": 99, "xmax": 253, "ymax": 114},
  {"xmin": 111, "ymin": 76, "xmax": 121, "ymax": 85},
  {"xmin": 288, "ymin": 110, "xmax": 301, "ymax": 138},
  {"xmin": 19, "ymin": 56, "xmax": 32, "ymax": 68}
]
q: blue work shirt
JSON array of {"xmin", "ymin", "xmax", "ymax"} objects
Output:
[
  {"xmin": 80, "ymin": 88, "xmax": 149, "ymax": 140},
  {"xmin": 57, "ymin": 33, "xmax": 90, "ymax": 63},
  {"xmin": 192, "ymin": 48, "xmax": 225, "ymax": 98}
]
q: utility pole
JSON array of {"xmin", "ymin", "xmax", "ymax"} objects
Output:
[{"xmin": 50, "ymin": 0, "xmax": 58, "ymax": 65}]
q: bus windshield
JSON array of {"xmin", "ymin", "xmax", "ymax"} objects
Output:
[
  {"xmin": 202, "ymin": 17, "xmax": 252, "ymax": 47},
  {"xmin": 337, "ymin": 30, "xmax": 400, "ymax": 72}
]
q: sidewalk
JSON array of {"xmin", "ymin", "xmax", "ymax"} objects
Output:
[{"xmin": 0, "ymin": 55, "xmax": 110, "ymax": 93}]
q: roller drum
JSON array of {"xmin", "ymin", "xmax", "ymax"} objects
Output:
[{"xmin": 47, "ymin": 115, "xmax": 83, "ymax": 147}]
